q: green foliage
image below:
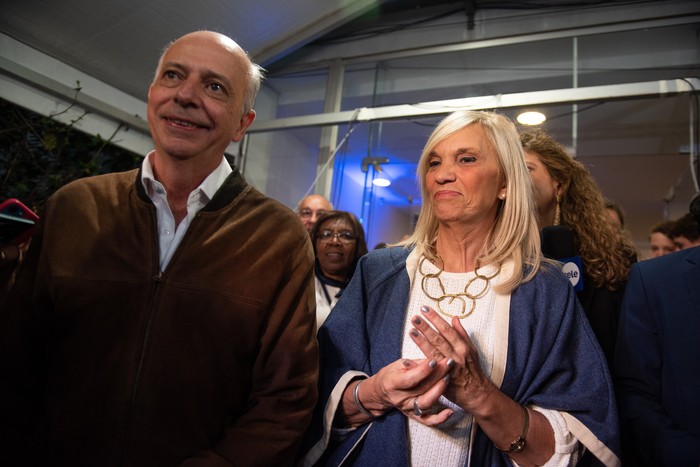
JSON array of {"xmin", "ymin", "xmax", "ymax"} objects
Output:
[{"xmin": 0, "ymin": 97, "xmax": 142, "ymax": 213}]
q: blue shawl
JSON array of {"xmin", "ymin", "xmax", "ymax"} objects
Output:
[{"xmin": 302, "ymin": 247, "xmax": 620, "ymax": 466}]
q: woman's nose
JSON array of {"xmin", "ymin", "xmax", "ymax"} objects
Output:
[
  {"xmin": 435, "ymin": 162, "xmax": 456, "ymax": 183},
  {"xmin": 328, "ymin": 233, "xmax": 342, "ymax": 244}
]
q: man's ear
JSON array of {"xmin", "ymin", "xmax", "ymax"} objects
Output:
[{"xmin": 232, "ymin": 110, "xmax": 256, "ymax": 142}]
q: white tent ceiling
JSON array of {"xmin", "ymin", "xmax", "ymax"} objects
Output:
[{"xmin": 1, "ymin": 0, "xmax": 699, "ymax": 249}]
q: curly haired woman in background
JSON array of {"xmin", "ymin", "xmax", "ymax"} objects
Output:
[{"xmin": 521, "ymin": 129, "xmax": 637, "ymax": 367}]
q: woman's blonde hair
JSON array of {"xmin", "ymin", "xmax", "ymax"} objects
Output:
[
  {"xmin": 520, "ymin": 129, "xmax": 636, "ymax": 289},
  {"xmin": 404, "ymin": 110, "xmax": 541, "ymax": 294}
]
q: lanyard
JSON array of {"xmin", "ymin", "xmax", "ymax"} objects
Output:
[{"xmin": 320, "ymin": 280, "xmax": 334, "ymax": 306}]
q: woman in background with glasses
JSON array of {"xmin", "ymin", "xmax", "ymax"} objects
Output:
[{"xmin": 311, "ymin": 211, "xmax": 368, "ymax": 330}]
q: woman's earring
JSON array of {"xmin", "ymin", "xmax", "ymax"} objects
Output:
[
  {"xmin": 498, "ymin": 192, "xmax": 506, "ymax": 200},
  {"xmin": 554, "ymin": 193, "xmax": 561, "ymax": 226}
]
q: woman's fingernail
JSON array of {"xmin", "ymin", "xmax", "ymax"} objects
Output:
[
  {"xmin": 443, "ymin": 374, "xmax": 451, "ymax": 384},
  {"xmin": 420, "ymin": 306, "xmax": 430, "ymax": 313},
  {"xmin": 429, "ymin": 359, "xmax": 437, "ymax": 368},
  {"xmin": 413, "ymin": 317, "xmax": 421, "ymax": 325},
  {"xmin": 447, "ymin": 358, "xmax": 455, "ymax": 368},
  {"xmin": 410, "ymin": 329, "xmax": 419, "ymax": 337}
]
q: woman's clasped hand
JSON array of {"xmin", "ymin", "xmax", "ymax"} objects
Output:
[
  {"xmin": 360, "ymin": 354, "xmax": 455, "ymax": 426},
  {"xmin": 409, "ymin": 305, "xmax": 496, "ymax": 416}
]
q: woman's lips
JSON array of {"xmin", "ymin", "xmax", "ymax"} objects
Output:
[{"xmin": 434, "ymin": 190, "xmax": 460, "ymax": 199}]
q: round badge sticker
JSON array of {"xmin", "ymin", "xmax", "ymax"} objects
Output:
[{"xmin": 562, "ymin": 261, "xmax": 581, "ymax": 287}]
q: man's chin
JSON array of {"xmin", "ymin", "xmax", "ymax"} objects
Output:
[{"xmin": 157, "ymin": 143, "xmax": 200, "ymax": 161}]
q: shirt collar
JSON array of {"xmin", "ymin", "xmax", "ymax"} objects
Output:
[{"xmin": 140, "ymin": 151, "xmax": 233, "ymax": 202}]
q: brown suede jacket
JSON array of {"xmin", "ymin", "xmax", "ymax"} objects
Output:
[{"xmin": 0, "ymin": 168, "xmax": 318, "ymax": 467}]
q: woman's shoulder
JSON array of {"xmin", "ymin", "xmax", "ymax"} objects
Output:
[
  {"xmin": 354, "ymin": 246, "xmax": 412, "ymax": 285},
  {"xmin": 516, "ymin": 261, "xmax": 574, "ymax": 300},
  {"xmin": 522, "ymin": 260, "xmax": 570, "ymax": 284},
  {"xmin": 360, "ymin": 245, "xmax": 411, "ymax": 267}
]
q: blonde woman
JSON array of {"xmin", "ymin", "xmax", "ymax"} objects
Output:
[{"xmin": 302, "ymin": 111, "xmax": 619, "ymax": 467}]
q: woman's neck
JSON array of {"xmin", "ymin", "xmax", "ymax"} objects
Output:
[
  {"xmin": 322, "ymin": 271, "xmax": 348, "ymax": 282},
  {"xmin": 315, "ymin": 261, "xmax": 349, "ymax": 284},
  {"xmin": 434, "ymin": 225, "xmax": 489, "ymax": 272},
  {"xmin": 539, "ymin": 203, "xmax": 557, "ymax": 228}
]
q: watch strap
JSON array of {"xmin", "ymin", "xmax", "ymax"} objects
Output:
[{"xmin": 495, "ymin": 405, "xmax": 529, "ymax": 453}]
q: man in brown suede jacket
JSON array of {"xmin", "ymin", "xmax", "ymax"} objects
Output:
[{"xmin": 0, "ymin": 31, "xmax": 318, "ymax": 466}]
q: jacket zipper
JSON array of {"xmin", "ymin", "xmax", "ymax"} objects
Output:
[{"xmin": 118, "ymin": 204, "xmax": 163, "ymax": 466}]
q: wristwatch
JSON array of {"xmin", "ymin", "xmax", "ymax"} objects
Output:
[{"xmin": 496, "ymin": 405, "xmax": 529, "ymax": 453}]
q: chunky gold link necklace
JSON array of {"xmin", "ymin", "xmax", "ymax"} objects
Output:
[{"xmin": 419, "ymin": 256, "xmax": 501, "ymax": 320}]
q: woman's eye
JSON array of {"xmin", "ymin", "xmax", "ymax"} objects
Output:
[
  {"xmin": 428, "ymin": 160, "xmax": 440, "ymax": 168},
  {"xmin": 458, "ymin": 155, "xmax": 476, "ymax": 163}
]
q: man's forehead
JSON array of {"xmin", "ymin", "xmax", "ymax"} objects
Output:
[{"xmin": 301, "ymin": 197, "xmax": 330, "ymax": 210}]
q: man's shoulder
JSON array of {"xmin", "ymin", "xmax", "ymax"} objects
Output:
[
  {"xmin": 240, "ymin": 186, "xmax": 302, "ymax": 226},
  {"xmin": 54, "ymin": 169, "xmax": 139, "ymax": 199},
  {"xmin": 223, "ymin": 185, "xmax": 309, "ymax": 247},
  {"xmin": 635, "ymin": 247, "xmax": 700, "ymax": 278}
]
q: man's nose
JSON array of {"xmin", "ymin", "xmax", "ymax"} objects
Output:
[{"xmin": 174, "ymin": 79, "xmax": 199, "ymax": 105}]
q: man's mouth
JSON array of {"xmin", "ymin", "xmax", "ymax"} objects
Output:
[{"xmin": 165, "ymin": 117, "xmax": 206, "ymax": 129}]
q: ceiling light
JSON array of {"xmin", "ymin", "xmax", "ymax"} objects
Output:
[
  {"xmin": 517, "ymin": 111, "xmax": 546, "ymax": 125},
  {"xmin": 372, "ymin": 177, "xmax": 391, "ymax": 187}
]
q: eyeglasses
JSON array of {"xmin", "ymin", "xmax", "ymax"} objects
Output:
[{"xmin": 317, "ymin": 230, "xmax": 357, "ymax": 244}]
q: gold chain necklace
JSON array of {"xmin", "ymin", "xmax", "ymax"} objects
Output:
[{"xmin": 419, "ymin": 256, "xmax": 501, "ymax": 320}]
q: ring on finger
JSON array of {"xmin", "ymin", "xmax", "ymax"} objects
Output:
[{"xmin": 413, "ymin": 397, "xmax": 425, "ymax": 416}]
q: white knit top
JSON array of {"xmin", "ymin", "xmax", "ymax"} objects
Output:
[
  {"xmin": 402, "ymin": 257, "xmax": 579, "ymax": 467},
  {"xmin": 403, "ymin": 259, "xmax": 499, "ymax": 467}
]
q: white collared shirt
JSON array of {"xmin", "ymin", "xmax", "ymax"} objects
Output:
[{"xmin": 140, "ymin": 151, "xmax": 232, "ymax": 270}]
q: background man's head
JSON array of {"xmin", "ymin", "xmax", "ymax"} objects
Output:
[
  {"xmin": 670, "ymin": 210, "xmax": 700, "ymax": 250},
  {"xmin": 297, "ymin": 194, "xmax": 332, "ymax": 234}
]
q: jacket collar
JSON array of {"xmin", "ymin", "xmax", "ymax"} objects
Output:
[{"xmin": 135, "ymin": 166, "xmax": 249, "ymax": 211}]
